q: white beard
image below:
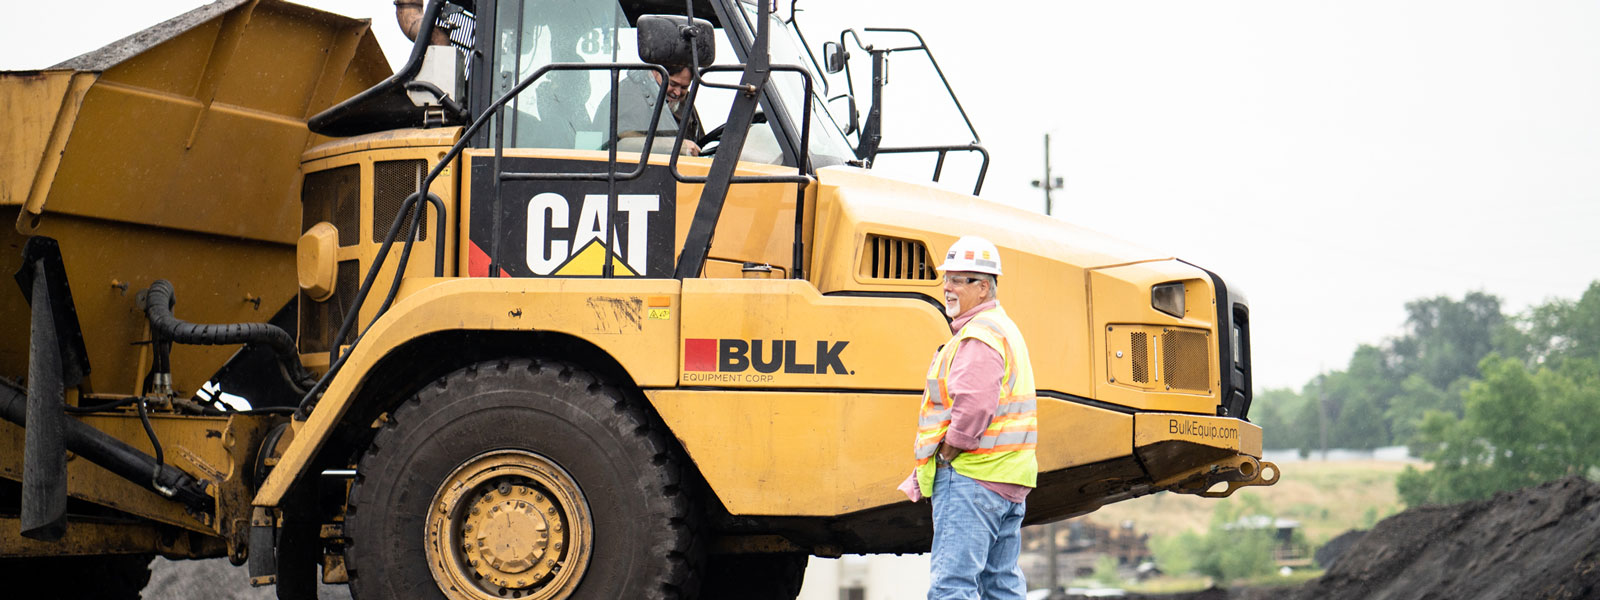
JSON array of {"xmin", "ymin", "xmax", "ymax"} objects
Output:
[{"xmin": 945, "ymin": 294, "xmax": 961, "ymax": 319}]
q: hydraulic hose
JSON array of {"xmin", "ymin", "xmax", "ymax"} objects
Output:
[
  {"xmin": 0, "ymin": 381, "xmax": 212, "ymax": 511},
  {"xmin": 143, "ymin": 280, "xmax": 316, "ymax": 391}
]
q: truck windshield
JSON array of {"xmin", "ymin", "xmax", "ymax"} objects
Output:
[
  {"xmin": 490, "ymin": 0, "xmax": 854, "ymax": 168},
  {"xmin": 492, "ymin": 0, "xmax": 622, "ymax": 150},
  {"xmin": 491, "ymin": 0, "xmax": 791, "ymax": 164},
  {"xmin": 733, "ymin": 2, "xmax": 857, "ymax": 166}
]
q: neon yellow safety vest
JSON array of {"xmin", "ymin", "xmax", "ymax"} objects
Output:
[{"xmin": 913, "ymin": 306, "xmax": 1038, "ymax": 497}]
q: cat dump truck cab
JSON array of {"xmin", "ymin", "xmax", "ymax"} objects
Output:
[{"xmin": 0, "ymin": 0, "xmax": 1276, "ymax": 597}]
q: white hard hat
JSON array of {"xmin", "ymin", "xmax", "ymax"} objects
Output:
[{"xmin": 938, "ymin": 236, "xmax": 1003, "ymax": 276}]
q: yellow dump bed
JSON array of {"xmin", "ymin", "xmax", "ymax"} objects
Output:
[{"xmin": 0, "ymin": 0, "xmax": 390, "ymax": 395}]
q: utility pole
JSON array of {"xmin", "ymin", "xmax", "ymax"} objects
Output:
[
  {"xmin": 1318, "ymin": 374, "xmax": 1329, "ymax": 460},
  {"xmin": 1031, "ymin": 133, "xmax": 1064, "ymax": 216}
]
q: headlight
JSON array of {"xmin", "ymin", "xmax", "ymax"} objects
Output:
[{"xmin": 1152, "ymin": 281, "xmax": 1185, "ymax": 318}]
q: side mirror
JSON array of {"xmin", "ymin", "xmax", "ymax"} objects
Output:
[
  {"xmin": 637, "ymin": 15, "xmax": 716, "ymax": 68},
  {"xmin": 828, "ymin": 94, "xmax": 858, "ymax": 135},
  {"xmin": 823, "ymin": 41, "xmax": 847, "ymax": 74}
]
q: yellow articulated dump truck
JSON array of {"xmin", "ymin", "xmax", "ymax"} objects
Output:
[{"xmin": 0, "ymin": 0, "xmax": 1277, "ymax": 598}]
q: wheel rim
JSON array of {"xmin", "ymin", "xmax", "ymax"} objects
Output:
[{"xmin": 424, "ymin": 450, "xmax": 593, "ymax": 599}]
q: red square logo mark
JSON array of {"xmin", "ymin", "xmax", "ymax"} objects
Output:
[{"xmin": 684, "ymin": 338, "xmax": 717, "ymax": 371}]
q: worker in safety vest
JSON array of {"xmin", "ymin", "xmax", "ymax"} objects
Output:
[{"xmin": 897, "ymin": 235, "xmax": 1038, "ymax": 600}]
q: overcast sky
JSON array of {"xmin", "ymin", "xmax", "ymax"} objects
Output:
[{"xmin": 7, "ymin": 0, "xmax": 1597, "ymax": 391}]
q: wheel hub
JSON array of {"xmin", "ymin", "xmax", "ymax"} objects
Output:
[
  {"xmin": 467, "ymin": 484, "xmax": 564, "ymax": 585},
  {"xmin": 424, "ymin": 451, "xmax": 592, "ymax": 599}
]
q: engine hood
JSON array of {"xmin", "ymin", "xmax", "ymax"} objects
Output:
[
  {"xmin": 809, "ymin": 165, "xmax": 1220, "ymax": 402},
  {"xmin": 810, "ymin": 166, "xmax": 1172, "ymax": 287}
]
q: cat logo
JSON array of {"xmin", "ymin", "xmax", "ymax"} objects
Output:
[
  {"xmin": 468, "ymin": 157, "xmax": 676, "ymax": 278},
  {"xmin": 527, "ymin": 192, "xmax": 659, "ymax": 276}
]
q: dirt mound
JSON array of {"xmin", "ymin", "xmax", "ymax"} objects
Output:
[
  {"xmin": 1313, "ymin": 528, "xmax": 1366, "ymax": 571},
  {"xmin": 1288, "ymin": 475, "xmax": 1600, "ymax": 600},
  {"xmin": 1106, "ymin": 476, "xmax": 1600, "ymax": 600}
]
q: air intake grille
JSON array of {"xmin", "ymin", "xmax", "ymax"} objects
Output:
[
  {"xmin": 862, "ymin": 234, "xmax": 937, "ymax": 280},
  {"xmin": 1162, "ymin": 329, "xmax": 1210, "ymax": 392},
  {"xmin": 302, "ymin": 165, "xmax": 360, "ymax": 245},
  {"xmin": 1130, "ymin": 332, "xmax": 1149, "ymax": 383},
  {"xmin": 300, "ymin": 260, "xmax": 362, "ymax": 355},
  {"xmin": 373, "ymin": 160, "xmax": 429, "ymax": 242}
]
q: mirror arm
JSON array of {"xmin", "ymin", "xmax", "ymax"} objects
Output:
[{"xmin": 856, "ymin": 48, "xmax": 885, "ymax": 161}]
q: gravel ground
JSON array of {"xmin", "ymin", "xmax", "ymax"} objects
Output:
[{"xmin": 143, "ymin": 557, "xmax": 351, "ymax": 599}]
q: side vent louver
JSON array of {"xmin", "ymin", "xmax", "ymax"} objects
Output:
[
  {"xmin": 1130, "ymin": 332, "xmax": 1149, "ymax": 383},
  {"xmin": 860, "ymin": 234, "xmax": 938, "ymax": 281},
  {"xmin": 373, "ymin": 159, "xmax": 429, "ymax": 242}
]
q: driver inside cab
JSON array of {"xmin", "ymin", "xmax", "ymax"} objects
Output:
[{"xmin": 602, "ymin": 62, "xmax": 704, "ymax": 156}]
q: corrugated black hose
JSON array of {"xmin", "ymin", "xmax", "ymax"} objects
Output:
[{"xmin": 143, "ymin": 280, "xmax": 317, "ymax": 394}]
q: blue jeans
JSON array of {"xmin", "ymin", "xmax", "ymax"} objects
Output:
[{"xmin": 928, "ymin": 466, "xmax": 1027, "ymax": 600}]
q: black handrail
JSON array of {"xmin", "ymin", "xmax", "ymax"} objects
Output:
[
  {"xmin": 874, "ymin": 144, "xmax": 991, "ymax": 195},
  {"xmin": 665, "ymin": 64, "xmax": 815, "ymax": 186},
  {"xmin": 834, "ymin": 27, "xmax": 989, "ymax": 194},
  {"xmin": 861, "ymin": 28, "xmax": 982, "ymax": 144},
  {"xmin": 487, "ymin": 62, "xmax": 674, "ymax": 278}
]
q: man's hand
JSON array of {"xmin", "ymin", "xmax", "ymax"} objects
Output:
[{"xmin": 938, "ymin": 443, "xmax": 961, "ymax": 462}]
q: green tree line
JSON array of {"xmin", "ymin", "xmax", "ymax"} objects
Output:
[{"xmin": 1249, "ymin": 281, "xmax": 1600, "ymax": 505}]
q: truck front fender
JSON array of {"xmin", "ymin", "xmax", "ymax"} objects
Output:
[{"xmin": 253, "ymin": 277, "xmax": 682, "ymax": 507}]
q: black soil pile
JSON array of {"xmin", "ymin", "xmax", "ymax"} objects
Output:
[
  {"xmin": 1291, "ymin": 475, "xmax": 1599, "ymax": 600},
  {"xmin": 1083, "ymin": 475, "xmax": 1600, "ymax": 600}
]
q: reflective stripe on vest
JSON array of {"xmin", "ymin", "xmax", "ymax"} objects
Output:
[
  {"xmin": 913, "ymin": 346, "xmax": 963, "ymax": 461},
  {"xmin": 912, "ymin": 306, "xmax": 1038, "ymax": 497}
]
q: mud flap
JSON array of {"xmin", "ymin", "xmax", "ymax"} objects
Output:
[
  {"xmin": 248, "ymin": 506, "xmax": 279, "ymax": 586},
  {"xmin": 14, "ymin": 237, "xmax": 90, "ymax": 541}
]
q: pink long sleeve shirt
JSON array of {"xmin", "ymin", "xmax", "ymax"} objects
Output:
[{"xmin": 898, "ymin": 299, "xmax": 1031, "ymax": 504}]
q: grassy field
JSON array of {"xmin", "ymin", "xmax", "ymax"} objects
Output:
[{"xmin": 1075, "ymin": 459, "xmax": 1419, "ymax": 546}]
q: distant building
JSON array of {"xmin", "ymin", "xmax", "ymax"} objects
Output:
[
  {"xmin": 1022, "ymin": 519, "xmax": 1152, "ymax": 581},
  {"xmin": 1228, "ymin": 515, "xmax": 1312, "ymax": 567}
]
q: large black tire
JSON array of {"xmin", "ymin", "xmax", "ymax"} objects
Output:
[
  {"xmin": 700, "ymin": 553, "xmax": 808, "ymax": 599},
  {"xmin": 0, "ymin": 554, "xmax": 152, "ymax": 599},
  {"xmin": 345, "ymin": 359, "xmax": 699, "ymax": 599}
]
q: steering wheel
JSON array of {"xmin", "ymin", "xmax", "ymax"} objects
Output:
[
  {"xmin": 695, "ymin": 124, "xmax": 726, "ymax": 150},
  {"xmin": 694, "ymin": 112, "xmax": 767, "ymax": 157},
  {"xmin": 697, "ymin": 122, "xmax": 729, "ymax": 153}
]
